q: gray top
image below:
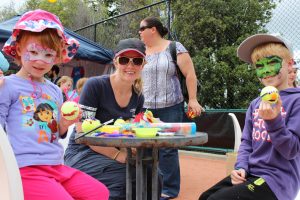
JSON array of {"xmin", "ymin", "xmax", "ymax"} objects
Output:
[{"xmin": 142, "ymin": 41, "xmax": 188, "ymax": 109}]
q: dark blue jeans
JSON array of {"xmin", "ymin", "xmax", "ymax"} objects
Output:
[{"xmin": 145, "ymin": 102, "xmax": 184, "ymax": 198}]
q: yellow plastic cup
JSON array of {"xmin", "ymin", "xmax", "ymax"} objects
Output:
[
  {"xmin": 99, "ymin": 125, "xmax": 121, "ymax": 133},
  {"xmin": 133, "ymin": 128, "xmax": 160, "ymax": 138}
]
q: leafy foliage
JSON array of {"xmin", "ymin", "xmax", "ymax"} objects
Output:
[
  {"xmin": 172, "ymin": 0, "xmax": 276, "ymax": 108},
  {"xmin": 91, "ymin": 0, "xmax": 168, "ymax": 49}
]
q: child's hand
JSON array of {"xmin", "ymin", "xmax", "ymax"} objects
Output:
[
  {"xmin": 59, "ymin": 109, "xmax": 82, "ymax": 135},
  {"xmin": 0, "ymin": 78, "xmax": 5, "ymax": 87},
  {"xmin": 0, "ymin": 70, "xmax": 4, "ymax": 87},
  {"xmin": 258, "ymin": 97, "xmax": 282, "ymax": 120},
  {"xmin": 230, "ymin": 168, "xmax": 246, "ymax": 185}
]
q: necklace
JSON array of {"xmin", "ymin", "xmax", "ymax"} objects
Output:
[{"xmin": 28, "ymin": 75, "xmax": 43, "ymax": 99}]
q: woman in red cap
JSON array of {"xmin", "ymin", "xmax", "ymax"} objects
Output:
[{"xmin": 65, "ymin": 38, "xmax": 162, "ymax": 200}]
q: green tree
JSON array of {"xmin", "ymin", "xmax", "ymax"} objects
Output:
[
  {"xmin": 172, "ymin": 0, "xmax": 276, "ymax": 109},
  {"xmin": 91, "ymin": 0, "xmax": 168, "ymax": 49},
  {"xmin": 23, "ymin": 0, "xmax": 84, "ymax": 28}
]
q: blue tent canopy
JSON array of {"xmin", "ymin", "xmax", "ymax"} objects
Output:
[{"xmin": 0, "ymin": 15, "xmax": 114, "ymax": 64}]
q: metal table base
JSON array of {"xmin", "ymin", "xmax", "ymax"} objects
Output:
[
  {"xmin": 126, "ymin": 148, "xmax": 158, "ymax": 200},
  {"xmin": 76, "ymin": 132, "xmax": 208, "ymax": 200}
]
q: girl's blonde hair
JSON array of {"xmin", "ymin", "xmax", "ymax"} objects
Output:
[
  {"xmin": 251, "ymin": 43, "xmax": 292, "ymax": 64},
  {"xmin": 56, "ymin": 76, "xmax": 73, "ymax": 87},
  {"xmin": 76, "ymin": 77, "xmax": 88, "ymax": 95},
  {"xmin": 16, "ymin": 29, "xmax": 63, "ymax": 65}
]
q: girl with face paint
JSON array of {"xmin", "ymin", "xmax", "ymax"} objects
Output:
[{"xmin": 0, "ymin": 9, "xmax": 109, "ymax": 200}]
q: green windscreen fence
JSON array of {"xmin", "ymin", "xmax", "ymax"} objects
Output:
[{"xmin": 181, "ymin": 109, "xmax": 246, "ymax": 154}]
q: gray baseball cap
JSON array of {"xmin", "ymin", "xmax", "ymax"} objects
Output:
[
  {"xmin": 237, "ymin": 33, "xmax": 293, "ymax": 64},
  {"xmin": 114, "ymin": 38, "xmax": 146, "ymax": 57}
]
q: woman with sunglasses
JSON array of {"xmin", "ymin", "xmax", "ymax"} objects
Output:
[
  {"xmin": 139, "ymin": 17, "xmax": 203, "ymax": 200},
  {"xmin": 64, "ymin": 38, "xmax": 161, "ymax": 200}
]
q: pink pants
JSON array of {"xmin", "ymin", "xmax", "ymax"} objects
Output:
[{"xmin": 20, "ymin": 165, "xmax": 109, "ymax": 200}]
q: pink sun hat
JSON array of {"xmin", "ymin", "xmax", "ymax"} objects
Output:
[{"xmin": 2, "ymin": 9, "xmax": 79, "ymax": 63}]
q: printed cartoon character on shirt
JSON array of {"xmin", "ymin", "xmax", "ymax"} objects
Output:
[
  {"xmin": 33, "ymin": 102, "xmax": 58, "ymax": 143},
  {"xmin": 20, "ymin": 95, "xmax": 36, "ymax": 113}
]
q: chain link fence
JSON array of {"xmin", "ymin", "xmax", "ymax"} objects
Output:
[
  {"xmin": 74, "ymin": 1, "xmax": 169, "ymax": 50},
  {"xmin": 266, "ymin": 0, "xmax": 300, "ymax": 81},
  {"xmin": 74, "ymin": 0, "xmax": 299, "ymax": 109}
]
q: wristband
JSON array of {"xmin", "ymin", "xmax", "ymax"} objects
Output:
[{"xmin": 113, "ymin": 150, "xmax": 121, "ymax": 160}]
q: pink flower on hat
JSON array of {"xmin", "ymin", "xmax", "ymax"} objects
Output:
[{"xmin": 2, "ymin": 9, "xmax": 79, "ymax": 63}]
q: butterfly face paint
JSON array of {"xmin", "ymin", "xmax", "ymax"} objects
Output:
[
  {"xmin": 255, "ymin": 56, "xmax": 283, "ymax": 79},
  {"xmin": 23, "ymin": 43, "xmax": 57, "ymax": 64}
]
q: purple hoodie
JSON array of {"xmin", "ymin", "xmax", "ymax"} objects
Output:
[{"xmin": 236, "ymin": 87, "xmax": 300, "ymax": 200}]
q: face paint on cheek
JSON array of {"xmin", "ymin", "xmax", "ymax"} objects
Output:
[
  {"xmin": 255, "ymin": 56, "xmax": 283, "ymax": 79},
  {"xmin": 25, "ymin": 43, "xmax": 57, "ymax": 64},
  {"xmin": 23, "ymin": 52, "xmax": 31, "ymax": 62}
]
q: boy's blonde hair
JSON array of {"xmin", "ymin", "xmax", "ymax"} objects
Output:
[
  {"xmin": 56, "ymin": 76, "xmax": 73, "ymax": 87},
  {"xmin": 16, "ymin": 29, "xmax": 63, "ymax": 65},
  {"xmin": 251, "ymin": 43, "xmax": 292, "ymax": 64}
]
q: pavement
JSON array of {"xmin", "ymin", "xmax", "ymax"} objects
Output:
[
  {"xmin": 175, "ymin": 151, "xmax": 300, "ymax": 200},
  {"xmin": 173, "ymin": 151, "xmax": 227, "ymax": 200}
]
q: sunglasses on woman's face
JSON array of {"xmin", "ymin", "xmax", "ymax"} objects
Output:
[
  {"xmin": 117, "ymin": 56, "xmax": 145, "ymax": 66},
  {"xmin": 139, "ymin": 26, "xmax": 152, "ymax": 32}
]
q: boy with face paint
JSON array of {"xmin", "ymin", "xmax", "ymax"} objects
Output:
[{"xmin": 199, "ymin": 34, "xmax": 300, "ymax": 200}]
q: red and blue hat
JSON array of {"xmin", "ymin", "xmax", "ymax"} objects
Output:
[{"xmin": 2, "ymin": 9, "xmax": 79, "ymax": 63}]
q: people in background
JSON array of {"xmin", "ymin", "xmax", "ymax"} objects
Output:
[
  {"xmin": 0, "ymin": 9, "xmax": 109, "ymax": 200},
  {"xmin": 288, "ymin": 60, "xmax": 298, "ymax": 87},
  {"xmin": 47, "ymin": 64, "xmax": 61, "ymax": 84},
  {"xmin": 199, "ymin": 34, "xmax": 300, "ymax": 200},
  {"xmin": 139, "ymin": 16, "xmax": 203, "ymax": 200},
  {"xmin": 71, "ymin": 65, "xmax": 85, "ymax": 87},
  {"xmin": 65, "ymin": 38, "xmax": 161, "ymax": 200},
  {"xmin": 73, "ymin": 77, "xmax": 88, "ymax": 103},
  {"xmin": 56, "ymin": 75, "xmax": 77, "ymax": 102}
]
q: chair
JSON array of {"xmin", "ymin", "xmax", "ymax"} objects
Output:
[
  {"xmin": 228, "ymin": 113, "xmax": 242, "ymax": 152},
  {"xmin": 226, "ymin": 113, "xmax": 242, "ymax": 175},
  {"xmin": 295, "ymin": 191, "xmax": 300, "ymax": 200},
  {"xmin": 0, "ymin": 125, "xmax": 24, "ymax": 200},
  {"xmin": 59, "ymin": 123, "xmax": 75, "ymax": 151}
]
